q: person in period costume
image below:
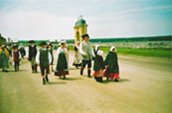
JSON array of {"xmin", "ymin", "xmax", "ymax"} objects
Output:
[
  {"xmin": 93, "ymin": 50, "xmax": 105, "ymax": 82},
  {"xmin": 36, "ymin": 42, "xmax": 52, "ymax": 85},
  {"xmin": 80, "ymin": 34, "xmax": 95, "ymax": 77},
  {"xmin": 19, "ymin": 44, "xmax": 26, "ymax": 58},
  {"xmin": 6, "ymin": 45, "xmax": 12, "ymax": 57},
  {"xmin": 104, "ymin": 46, "xmax": 120, "ymax": 82},
  {"xmin": 94, "ymin": 45, "xmax": 100, "ymax": 56},
  {"xmin": 26, "ymin": 40, "xmax": 38, "ymax": 73},
  {"xmin": 54, "ymin": 41, "xmax": 69, "ymax": 79},
  {"xmin": 73, "ymin": 41, "xmax": 82, "ymax": 69},
  {"xmin": 0, "ymin": 45, "xmax": 10, "ymax": 72},
  {"xmin": 47, "ymin": 43, "xmax": 54, "ymax": 72},
  {"xmin": 12, "ymin": 45, "xmax": 21, "ymax": 72}
]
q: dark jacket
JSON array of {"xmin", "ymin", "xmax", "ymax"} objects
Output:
[
  {"xmin": 94, "ymin": 55, "xmax": 105, "ymax": 71},
  {"xmin": 105, "ymin": 52, "xmax": 119, "ymax": 73},
  {"xmin": 28, "ymin": 45, "xmax": 37, "ymax": 61}
]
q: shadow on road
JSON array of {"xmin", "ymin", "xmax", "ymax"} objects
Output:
[
  {"xmin": 62, "ymin": 77, "xmax": 83, "ymax": 81},
  {"xmin": 101, "ymin": 78, "xmax": 130, "ymax": 84},
  {"xmin": 48, "ymin": 81, "xmax": 67, "ymax": 85},
  {"xmin": 119, "ymin": 78, "xmax": 130, "ymax": 82}
]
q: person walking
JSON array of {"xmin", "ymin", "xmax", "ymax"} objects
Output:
[
  {"xmin": 12, "ymin": 45, "xmax": 21, "ymax": 72},
  {"xmin": 73, "ymin": 41, "xmax": 82, "ymax": 69},
  {"xmin": 80, "ymin": 34, "xmax": 95, "ymax": 77},
  {"xmin": 36, "ymin": 42, "xmax": 52, "ymax": 85},
  {"xmin": 0, "ymin": 45, "xmax": 10, "ymax": 72},
  {"xmin": 54, "ymin": 41, "xmax": 69, "ymax": 79},
  {"xmin": 47, "ymin": 43, "xmax": 54, "ymax": 72},
  {"xmin": 19, "ymin": 43, "xmax": 26, "ymax": 58},
  {"xmin": 104, "ymin": 46, "xmax": 120, "ymax": 82},
  {"xmin": 27, "ymin": 40, "xmax": 38, "ymax": 73},
  {"xmin": 93, "ymin": 50, "xmax": 105, "ymax": 82}
]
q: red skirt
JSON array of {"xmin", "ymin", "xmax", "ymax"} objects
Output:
[
  {"xmin": 103, "ymin": 68, "xmax": 119, "ymax": 80},
  {"xmin": 93, "ymin": 70, "xmax": 104, "ymax": 77}
]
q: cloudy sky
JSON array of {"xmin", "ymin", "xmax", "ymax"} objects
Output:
[{"xmin": 0, "ymin": 0, "xmax": 172, "ymax": 41}]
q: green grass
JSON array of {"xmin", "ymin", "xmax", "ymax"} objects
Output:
[
  {"xmin": 68, "ymin": 45, "xmax": 172, "ymax": 58},
  {"xmin": 101, "ymin": 47, "xmax": 172, "ymax": 58}
]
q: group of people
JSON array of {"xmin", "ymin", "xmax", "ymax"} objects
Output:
[
  {"xmin": 73, "ymin": 34, "xmax": 120, "ymax": 82},
  {"xmin": 0, "ymin": 44, "xmax": 26, "ymax": 72},
  {"xmin": 26, "ymin": 40, "xmax": 69, "ymax": 85},
  {"xmin": 0, "ymin": 33, "xmax": 120, "ymax": 85}
]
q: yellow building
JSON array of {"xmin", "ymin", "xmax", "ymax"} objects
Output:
[{"xmin": 74, "ymin": 16, "xmax": 88, "ymax": 43}]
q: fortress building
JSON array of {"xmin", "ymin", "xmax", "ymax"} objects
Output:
[{"xmin": 74, "ymin": 16, "xmax": 88, "ymax": 43}]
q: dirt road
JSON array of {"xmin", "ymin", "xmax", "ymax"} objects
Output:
[{"xmin": 0, "ymin": 52, "xmax": 171, "ymax": 113}]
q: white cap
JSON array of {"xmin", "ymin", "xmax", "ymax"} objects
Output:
[
  {"xmin": 110, "ymin": 46, "xmax": 117, "ymax": 52},
  {"xmin": 95, "ymin": 45, "xmax": 100, "ymax": 51},
  {"xmin": 97, "ymin": 50, "xmax": 103, "ymax": 56}
]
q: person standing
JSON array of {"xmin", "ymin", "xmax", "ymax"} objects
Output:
[
  {"xmin": 54, "ymin": 41, "xmax": 69, "ymax": 79},
  {"xmin": 104, "ymin": 46, "xmax": 120, "ymax": 82},
  {"xmin": 93, "ymin": 50, "xmax": 105, "ymax": 82},
  {"xmin": 0, "ymin": 45, "xmax": 10, "ymax": 72},
  {"xmin": 19, "ymin": 44, "xmax": 26, "ymax": 58},
  {"xmin": 94, "ymin": 45, "xmax": 100, "ymax": 56},
  {"xmin": 12, "ymin": 45, "xmax": 21, "ymax": 72},
  {"xmin": 80, "ymin": 34, "xmax": 95, "ymax": 77},
  {"xmin": 73, "ymin": 41, "xmax": 82, "ymax": 69},
  {"xmin": 27, "ymin": 40, "xmax": 38, "ymax": 73},
  {"xmin": 36, "ymin": 42, "xmax": 52, "ymax": 85},
  {"xmin": 47, "ymin": 43, "xmax": 54, "ymax": 72}
]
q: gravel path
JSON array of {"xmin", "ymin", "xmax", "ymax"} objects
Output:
[{"xmin": 0, "ymin": 52, "xmax": 171, "ymax": 113}]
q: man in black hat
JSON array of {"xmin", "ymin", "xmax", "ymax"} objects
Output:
[
  {"xmin": 79, "ymin": 34, "xmax": 95, "ymax": 77},
  {"xmin": 36, "ymin": 42, "xmax": 52, "ymax": 85},
  {"xmin": 27, "ymin": 40, "xmax": 38, "ymax": 73}
]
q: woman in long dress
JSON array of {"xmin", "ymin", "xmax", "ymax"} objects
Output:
[
  {"xmin": 73, "ymin": 41, "xmax": 82, "ymax": 69},
  {"xmin": 104, "ymin": 46, "xmax": 120, "ymax": 82},
  {"xmin": 93, "ymin": 50, "xmax": 105, "ymax": 82},
  {"xmin": 54, "ymin": 41, "xmax": 69, "ymax": 79},
  {"xmin": 0, "ymin": 45, "xmax": 10, "ymax": 72}
]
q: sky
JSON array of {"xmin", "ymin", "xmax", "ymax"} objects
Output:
[{"xmin": 0, "ymin": 0, "xmax": 172, "ymax": 41}]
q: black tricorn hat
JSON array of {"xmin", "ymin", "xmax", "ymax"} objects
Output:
[
  {"xmin": 82, "ymin": 34, "xmax": 89, "ymax": 38},
  {"xmin": 29, "ymin": 40, "xmax": 35, "ymax": 43},
  {"xmin": 40, "ymin": 42, "xmax": 47, "ymax": 46}
]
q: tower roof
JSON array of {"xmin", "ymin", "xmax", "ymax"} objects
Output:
[{"xmin": 75, "ymin": 16, "xmax": 87, "ymax": 27}]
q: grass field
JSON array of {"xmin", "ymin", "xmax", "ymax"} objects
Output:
[
  {"xmin": 101, "ymin": 47, "xmax": 172, "ymax": 58},
  {"xmin": 68, "ymin": 45, "xmax": 172, "ymax": 58}
]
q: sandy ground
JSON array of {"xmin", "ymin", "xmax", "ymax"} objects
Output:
[{"xmin": 0, "ymin": 52, "xmax": 172, "ymax": 113}]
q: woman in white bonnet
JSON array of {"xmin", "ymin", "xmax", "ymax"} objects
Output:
[
  {"xmin": 73, "ymin": 41, "xmax": 82, "ymax": 69},
  {"xmin": 94, "ymin": 45, "xmax": 100, "ymax": 56},
  {"xmin": 93, "ymin": 50, "xmax": 105, "ymax": 82},
  {"xmin": 54, "ymin": 40, "xmax": 69, "ymax": 79},
  {"xmin": 104, "ymin": 46, "xmax": 119, "ymax": 82}
]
